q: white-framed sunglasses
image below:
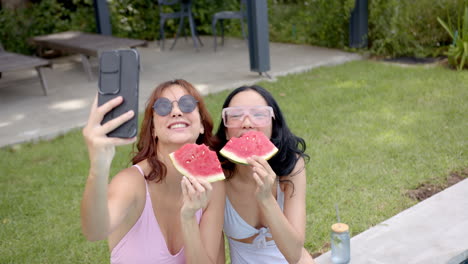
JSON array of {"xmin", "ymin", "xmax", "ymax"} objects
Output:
[{"xmin": 222, "ymin": 106, "xmax": 275, "ymax": 128}]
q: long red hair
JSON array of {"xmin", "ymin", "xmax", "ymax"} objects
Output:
[{"xmin": 132, "ymin": 79, "xmax": 215, "ymax": 182}]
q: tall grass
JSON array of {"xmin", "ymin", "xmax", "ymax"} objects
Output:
[{"xmin": 1, "ymin": 61, "xmax": 466, "ymax": 263}]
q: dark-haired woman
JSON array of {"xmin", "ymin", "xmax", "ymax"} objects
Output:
[
  {"xmin": 214, "ymin": 85, "xmax": 315, "ymax": 264},
  {"xmin": 81, "ymin": 79, "xmax": 225, "ymax": 264}
]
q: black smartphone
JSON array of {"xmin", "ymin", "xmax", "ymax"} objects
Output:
[{"xmin": 98, "ymin": 49, "xmax": 139, "ymax": 138}]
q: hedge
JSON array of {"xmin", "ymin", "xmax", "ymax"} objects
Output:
[{"xmin": 0, "ymin": 0, "xmax": 460, "ymax": 58}]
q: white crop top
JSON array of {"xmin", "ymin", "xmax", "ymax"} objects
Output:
[
  {"xmin": 223, "ymin": 183, "xmax": 288, "ymax": 263},
  {"xmin": 223, "ymin": 183, "xmax": 285, "ymax": 247}
]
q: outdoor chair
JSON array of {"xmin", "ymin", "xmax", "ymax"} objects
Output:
[
  {"xmin": 212, "ymin": 0, "xmax": 247, "ymax": 52},
  {"xmin": 0, "ymin": 42, "xmax": 51, "ymax": 96},
  {"xmin": 158, "ymin": 0, "xmax": 203, "ymax": 51}
]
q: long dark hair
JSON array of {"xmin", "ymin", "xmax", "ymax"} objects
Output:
[
  {"xmin": 214, "ymin": 85, "xmax": 309, "ymax": 182},
  {"xmin": 132, "ymin": 79, "xmax": 215, "ymax": 182}
]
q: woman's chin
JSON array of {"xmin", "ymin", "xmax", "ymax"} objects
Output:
[{"xmin": 169, "ymin": 135, "xmax": 198, "ymax": 145}]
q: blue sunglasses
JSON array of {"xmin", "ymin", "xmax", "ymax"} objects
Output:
[{"xmin": 153, "ymin": 94, "xmax": 198, "ymax": 116}]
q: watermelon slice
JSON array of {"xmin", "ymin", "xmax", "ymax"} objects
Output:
[
  {"xmin": 220, "ymin": 131, "xmax": 278, "ymax": 164},
  {"xmin": 169, "ymin": 143, "xmax": 225, "ymax": 183}
]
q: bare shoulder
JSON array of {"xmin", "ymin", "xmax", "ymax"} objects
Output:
[
  {"xmin": 281, "ymin": 156, "xmax": 307, "ymax": 196},
  {"xmin": 282, "ymin": 156, "xmax": 307, "ymax": 180},
  {"xmin": 110, "ymin": 166, "xmax": 145, "ymax": 185},
  {"xmin": 200, "ymin": 179, "xmax": 226, "ymax": 218},
  {"xmin": 108, "ymin": 165, "xmax": 146, "ymax": 201},
  {"xmin": 293, "ymin": 156, "xmax": 306, "ymax": 174},
  {"xmin": 211, "ymin": 180, "xmax": 226, "ymax": 193},
  {"xmin": 206, "ymin": 180, "xmax": 226, "ymax": 209}
]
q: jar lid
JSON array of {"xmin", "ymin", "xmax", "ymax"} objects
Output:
[{"xmin": 331, "ymin": 223, "xmax": 349, "ymax": 233}]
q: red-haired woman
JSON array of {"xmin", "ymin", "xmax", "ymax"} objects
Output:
[{"xmin": 81, "ymin": 79, "xmax": 225, "ymax": 264}]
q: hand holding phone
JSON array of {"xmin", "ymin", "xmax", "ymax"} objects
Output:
[{"xmin": 98, "ymin": 49, "xmax": 139, "ymax": 138}]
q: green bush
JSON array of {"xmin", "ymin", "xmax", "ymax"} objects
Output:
[
  {"xmin": 0, "ymin": 0, "xmax": 462, "ymax": 58},
  {"xmin": 0, "ymin": 0, "xmax": 94, "ymax": 55},
  {"xmin": 108, "ymin": 0, "xmax": 159, "ymax": 40},
  {"xmin": 267, "ymin": 0, "xmax": 354, "ymax": 47},
  {"xmin": 266, "ymin": 0, "xmax": 461, "ymax": 57},
  {"xmin": 368, "ymin": 0, "xmax": 460, "ymax": 57},
  {"xmin": 438, "ymin": 4, "xmax": 468, "ymax": 70}
]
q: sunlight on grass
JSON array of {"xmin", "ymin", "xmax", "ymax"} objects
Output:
[
  {"xmin": 1, "ymin": 61, "xmax": 467, "ymax": 262},
  {"xmin": 334, "ymin": 79, "xmax": 367, "ymax": 89},
  {"xmin": 375, "ymin": 130, "xmax": 408, "ymax": 147}
]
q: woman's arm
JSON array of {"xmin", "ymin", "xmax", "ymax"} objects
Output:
[
  {"xmin": 80, "ymin": 96, "xmax": 137, "ymax": 241},
  {"xmin": 217, "ymin": 233, "xmax": 226, "ymax": 264},
  {"xmin": 299, "ymin": 248, "xmax": 316, "ymax": 264},
  {"xmin": 249, "ymin": 156, "xmax": 307, "ymax": 264},
  {"xmin": 180, "ymin": 177, "xmax": 226, "ymax": 264}
]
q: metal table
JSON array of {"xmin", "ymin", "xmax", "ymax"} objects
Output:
[{"xmin": 166, "ymin": 0, "xmax": 203, "ymax": 51}]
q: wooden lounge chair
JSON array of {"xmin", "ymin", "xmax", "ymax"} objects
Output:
[
  {"xmin": 0, "ymin": 43, "xmax": 51, "ymax": 96},
  {"xmin": 30, "ymin": 31, "xmax": 147, "ymax": 81}
]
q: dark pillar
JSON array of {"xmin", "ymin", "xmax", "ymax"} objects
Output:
[
  {"xmin": 349, "ymin": 0, "xmax": 368, "ymax": 48},
  {"xmin": 246, "ymin": 0, "xmax": 270, "ymax": 74},
  {"xmin": 93, "ymin": 0, "xmax": 112, "ymax": 35}
]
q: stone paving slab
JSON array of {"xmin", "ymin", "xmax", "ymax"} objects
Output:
[{"xmin": 315, "ymin": 178, "xmax": 468, "ymax": 264}]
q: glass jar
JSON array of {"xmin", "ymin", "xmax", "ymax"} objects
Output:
[{"xmin": 330, "ymin": 223, "xmax": 350, "ymax": 264}]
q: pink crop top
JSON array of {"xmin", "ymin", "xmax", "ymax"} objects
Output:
[{"xmin": 110, "ymin": 164, "xmax": 202, "ymax": 264}]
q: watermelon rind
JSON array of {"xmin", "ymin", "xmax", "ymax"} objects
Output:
[
  {"xmin": 169, "ymin": 145, "xmax": 225, "ymax": 183},
  {"xmin": 219, "ymin": 147, "xmax": 278, "ymax": 164},
  {"xmin": 219, "ymin": 131, "xmax": 279, "ymax": 165}
]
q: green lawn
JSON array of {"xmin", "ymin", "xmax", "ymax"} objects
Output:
[{"xmin": 1, "ymin": 60, "xmax": 467, "ymax": 263}]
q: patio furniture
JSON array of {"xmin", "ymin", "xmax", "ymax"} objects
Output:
[
  {"xmin": 212, "ymin": 0, "xmax": 247, "ymax": 52},
  {"xmin": 158, "ymin": 0, "xmax": 203, "ymax": 51},
  {"xmin": 30, "ymin": 31, "xmax": 147, "ymax": 81},
  {"xmin": 0, "ymin": 43, "xmax": 51, "ymax": 96}
]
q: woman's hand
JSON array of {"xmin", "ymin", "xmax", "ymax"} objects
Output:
[
  {"xmin": 82, "ymin": 95, "xmax": 136, "ymax": 174},
  {"xmin": 247, "ymin": 155, "xmax": 277, "ymax": 202},
  {"xmin": 180, "ymin": 176, "xmax": 213, "ymax": 220}
]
